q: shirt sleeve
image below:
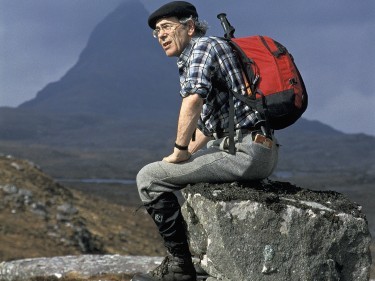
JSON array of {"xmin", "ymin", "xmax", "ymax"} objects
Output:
[{"xmin": 180, "ymin": 40, "xmax": 217, "ymax": 99}]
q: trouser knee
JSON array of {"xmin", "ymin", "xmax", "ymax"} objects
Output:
[{"xmin": 136, "ymin": 162, "xmax": 165, "ymax": 203}]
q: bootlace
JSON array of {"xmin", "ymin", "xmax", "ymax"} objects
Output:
[{"xmin": 150, "ymin": 255, "xmax": 171, "ymax": 277}]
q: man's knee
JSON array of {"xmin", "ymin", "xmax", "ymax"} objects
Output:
[
  {"xmin": 136, "ymin": 161, "xmax": 166, "ymax": 203},
  {"xmin": 137, "ymin": 162, "xmax": 160, "ymax": 188}
]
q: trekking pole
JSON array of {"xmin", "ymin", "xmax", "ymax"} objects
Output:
[{"xmin": 217, "ymin": 13, "xmax": 235, "ymax": 39}]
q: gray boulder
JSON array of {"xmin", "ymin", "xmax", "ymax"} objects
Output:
[
  {"xmin": 0, "ymin": 255, "xmax": 163, "ymax": 281},
  {"xmin": 181, "ymin": 181, "xmax": 372, "ymax": 281}
]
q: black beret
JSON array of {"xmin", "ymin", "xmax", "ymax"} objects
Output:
[{"xmin": 148, "ymin": 1, "xmax": 198, "ymax": 29}]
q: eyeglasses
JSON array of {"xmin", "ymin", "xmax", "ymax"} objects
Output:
[{"xmin": 152, "ymin": 23, "xmax": 182, "ymax": 38}]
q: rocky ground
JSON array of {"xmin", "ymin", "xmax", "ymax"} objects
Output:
[
  {"xmin": 0, "ymin": 154, "xmax": 373, "ymax": 280},
  {"xmin": 0, "ymin": 255, "xmax": 165, "ymax": 281},
  {"xmin": 0, "ymin": 155, "xmax": 165, "ymax": 263}
]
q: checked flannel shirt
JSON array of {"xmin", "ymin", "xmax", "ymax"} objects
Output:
[{"xmin": 177, "ymin": 36, "xmax": 257, "ymax": 137}]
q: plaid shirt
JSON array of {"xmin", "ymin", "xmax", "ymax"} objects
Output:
[{"xmin": 177, "ymin": 36, "xmax": 256, "ymax": 136}]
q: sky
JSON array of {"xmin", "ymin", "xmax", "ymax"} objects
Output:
[{"xmin": 0, "ymin": 0, "xmax": 374, "ymax": 136}]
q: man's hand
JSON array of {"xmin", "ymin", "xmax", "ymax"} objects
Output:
[{"xmin": 163, "ymin": 148, "xmax": 191, "ymax": 163}]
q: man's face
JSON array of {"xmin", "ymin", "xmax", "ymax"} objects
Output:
[{"xmin": 154, "ymin": 17, "xmax": 194, "ymax": 57}]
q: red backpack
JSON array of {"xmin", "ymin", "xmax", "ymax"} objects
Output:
[{"xmin": 218, "ymin": 14, "xmax": 308, "ymax": 131}]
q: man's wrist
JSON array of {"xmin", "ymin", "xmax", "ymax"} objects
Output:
[{"xmin": 174, "ymin": 142, "xmax": 189, "ymax": 151}]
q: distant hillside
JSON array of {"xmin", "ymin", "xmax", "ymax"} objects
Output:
[
  {"xmin": 0, "ymin": 155, "xmax": 164, "ymax": 262},
  {"xmin": 276, "ymin": 119, "xmax": 375, "ymax": 185}
]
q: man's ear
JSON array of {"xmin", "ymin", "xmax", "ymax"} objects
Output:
[{"xmin": 187, "ymin": 20, "xmax": 195, "ymax": 36}]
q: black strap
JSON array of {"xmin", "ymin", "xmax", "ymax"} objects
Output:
[
  {"xmin": 231, "ymin": 89, "xmax": 257, "ymax": 108},
  {"xmin": 260, "ymin": 35, "xmax": 285, "ymax": 58},
  {"xmin": 231, "ymin": 89, "xmax": 272, "ymax": 138},
  {"xmin": 174, "ymin": 143, "xmax": 188, "ymax": 150},
  {"xmin": 228, "ymin": 40, "xmax": 257, "ymax": 100},
  {"xmin": 228, "ymin": 93, "xmax": 235, "ymax": 155}
]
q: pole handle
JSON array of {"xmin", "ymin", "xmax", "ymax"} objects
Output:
[{"xmin": 217, "ymin": 13, "xmax": 235, "ymax": 39}]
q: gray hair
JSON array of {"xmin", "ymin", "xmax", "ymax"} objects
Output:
[{"xmin": 179, "ymin": 16, "xmax": 209, "ymax": 36}]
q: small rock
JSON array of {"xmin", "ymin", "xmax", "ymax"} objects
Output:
[
  {"xmin": 57, "ymin": 203, "xmax": 78, "ymax": 215},
  {"xmin": 10, "ymin": 162, "xmax": 23, "ymax": 171},
  {"xmin": 56, "ymin": 213, "xmax": 70, "ymax": 222},
  {"xmin": 18, "ymin": 189, "xmax": 34, "ymax": 205},
  {"xmin": 18, "ymin": 188, "xmax": 33, "ymax": 198},
  {"xmin": 73, "ymin": 226, "xmax": 102, "ymax": 253},
  {"xmin": 1, "ymin": 184, "xmax": 18, "ymax": 194},
  {"xmin": 30, "ymin": 202, "xmax": 48, "ymax": 218},
  {"xmin": 47, "ymin": 231, "xmax": 60, "ymax": 238},
  {"xmin": 25, "ymin": 160, "xmax": 41, "ymax": 170}
]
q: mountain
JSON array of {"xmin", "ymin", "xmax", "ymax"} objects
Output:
[
  {"xmin": 18, "ymin": 0, "xmax": 180, "ymax": 120},
  {"xmin": 276, "ymin": 118, "xmax": 375, "ymax": 184},
  {"xmin": 0, "ymin": 0, "xmax": 181, "ymax": 177},
  {"xmin": 0, "ymin": 0, "xmax": 374, "ymax": 187}
]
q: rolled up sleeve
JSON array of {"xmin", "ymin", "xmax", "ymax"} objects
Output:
[{"xmin": 180, "ymin": 41, "xmax": 217, "ymax": 99}]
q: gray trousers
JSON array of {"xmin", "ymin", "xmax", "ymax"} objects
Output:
[{"xmin": 136, "ymin": 131, "xmax": 279, "ymax": 204}]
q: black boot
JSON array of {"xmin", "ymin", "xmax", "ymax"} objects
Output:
[
  {"xmin": 132, "ymin": 193, "xmax": 196, "ymax": 281},
  {"xmin": 131, "ymin": 252, "xmax": 196, "ymax": 281}
]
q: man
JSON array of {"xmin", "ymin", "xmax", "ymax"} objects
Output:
[{"xmin": 132, "ymin": 2, "xmax": 278, "ymax": 281}]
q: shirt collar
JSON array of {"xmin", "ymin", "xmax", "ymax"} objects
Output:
[{"xmin": 177, "ymin": 36, "xmax": 200, "ymax": 68}]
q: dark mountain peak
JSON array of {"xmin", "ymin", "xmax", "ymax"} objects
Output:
[
  {"xmin": 80, "ymin": 0, "xmax": 153, "ymax": 61},
  {"xmin": 19, "ymin": 0, "xmax": 179, "ymax": 118}
]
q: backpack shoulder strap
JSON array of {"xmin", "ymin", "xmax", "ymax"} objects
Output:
[{"xmin": 227, "ymin": 40, "xmax": 257, "ymax": 99}]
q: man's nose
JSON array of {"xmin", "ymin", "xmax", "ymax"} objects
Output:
[{"xmin": 158, "ymin": 30, "xmax": 168, "ymax": 39}]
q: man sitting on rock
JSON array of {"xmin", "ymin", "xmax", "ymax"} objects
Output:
[{"xmin": 133, "ymin": 1, "xmax": 278, "ymax": 280}]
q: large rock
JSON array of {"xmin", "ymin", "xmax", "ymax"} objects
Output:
[
  {"xmin": 0, "ymin": 255, "xmax": 163, "ymax": 281},
  {"xmin": 181, "ymin": 181, "xmax": 372, "ymax": 281}
]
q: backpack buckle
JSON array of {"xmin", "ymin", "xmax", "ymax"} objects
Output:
[{"xmin": 289, "ymin": 78, "xmax": 298, "ymax": 85}]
